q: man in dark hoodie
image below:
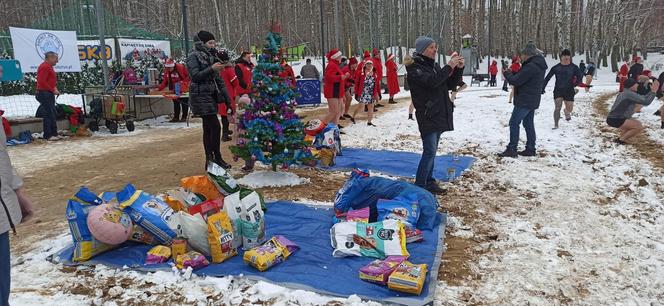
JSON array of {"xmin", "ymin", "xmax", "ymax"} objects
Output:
[
  {"xmin": 542, "ymin": 49, "xmax": 584, "ymax": 128},
  {"xmin": 498, "ymin": 41, "xmax": 548, "ymax": 158},
  {"xmin": 406, "ymin": 36, "xmax": 464, "ymax": 195}
]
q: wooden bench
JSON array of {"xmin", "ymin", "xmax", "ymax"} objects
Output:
[{"xmin": 470, "ymin": 74, "xmax": 491, "ymax": 87}]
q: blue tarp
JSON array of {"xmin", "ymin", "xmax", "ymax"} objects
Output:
[
  {"xmin": 327, "ymin": 148, "xmax": 475, "ymax": 181},
  {"xmin": 52, "ymin": 201, "xmax": 446, "ymax": 306}
]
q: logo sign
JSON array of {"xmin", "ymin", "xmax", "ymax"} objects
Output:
[
  {"xmin": 35, "ymin": 32, "xmax": 64, "ymax": 60},
  {"xmin": 78, "ymin": 45, "xmax": 112, "ymax": 61}
]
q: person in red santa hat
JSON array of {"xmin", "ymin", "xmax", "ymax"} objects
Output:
[
  {"xmin": 372, "ymin": 48, "xmax": 384, "ymax": 107},
  {"xmin": 158, "ymin": 58, "xmax": 191, "ymax": 122},
  {"xmin": 342, "ymin": 57, "xmax": 359, "ymax": 119},
  {"xmin": 351, "ymin": 60, "xmax": 379, "ymax": 126},
  {"xmin": 217, "ymin": 50, "xmax": 237, "ymax": 141},
  {"xmin": 323, "ymin": 48, "xmax": 350, "ymax": 126},
  {"xmin": 385, "ymin": 53, "xmax": 400, "ymax": 104}
]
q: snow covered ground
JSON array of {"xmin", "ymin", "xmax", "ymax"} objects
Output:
[{"xmin": 8, "ymin": 53, "xmax": 664, "ymax": 305}]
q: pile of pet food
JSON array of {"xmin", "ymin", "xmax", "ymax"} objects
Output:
[
  {"xmin": 329, "ymin": 168, "xmax": 433, "ymax": 295},
  {"xmin": 304, "ymin": 119, "xmax": 342, "ymax": 167},
  {"xmin": 66, "ymin": 162, "xmax": 298, "ymax": 272}
]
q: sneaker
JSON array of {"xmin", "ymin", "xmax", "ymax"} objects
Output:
[
  {"xmin": 614, "ymin": 138, "xmax": 626, "ymax": 145},
  {"xmin": 367, "ymin": 122, "xmax": 376, "ymax": 127},
  {"xmin": 518, "ymin": 149, "xmax": 537, "ymax": 157},
  {"xmin": 565, "ymin": 116, "xmax": 571, "ymax": 121},
  {"xmin": 339, "ymin": 116, "xmax": 346, "ymax": 121},
  {"xmin": 222, "ymin": 135, "xmax": 232, "ymax": 142},
  {"xmin": 426, "ymin": 183, "xmax": 448, "ymax": 195},
  {"xmin": 408, "ymin": 114, "xmax": 414, "ymax": 120},
  {"xmin": 349, "ymin": 116, "xmax": 356, "ymax": 124},
  {"xmin": 376, "ymin": 104, "xmax": 385, "ymax": 108},
  {"xmin": 343, "ymin": 114, "xmax": 352, "ymax": 119},
  {"xmin": 47, "ymin": 136, "xmax": 63, "ymax": 141},
  {"xmin": 169, "ymin": 118, "xmax": 180, "ymax": 123},
  {"xmin": 497, "ymin": 148, "xmax": 518, "ymax": 158},
  {"xmin": 338, "ymin": 124, "xmax": 345, "ymax": 129},
  {"xmin": 389, "ymin": 99, "xmax": 397, "ymax": 104}
]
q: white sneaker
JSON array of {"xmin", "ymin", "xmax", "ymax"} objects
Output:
[{"xmin": 47, "ymin": 136, "xmax": 63, "ymax": 141}]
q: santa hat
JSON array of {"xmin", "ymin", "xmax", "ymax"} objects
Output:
[
  {"xmin": 164, "ymin": 58, "xmax": 175, "ymax": 68},
  {"xmin": 387, "ymin": 54, "xmax": 395, "ymax": 61},
  {"xmin": 364, "ymin": 60, "xmax": 374, "ymax": 66},
  {"xmin": 326, "ymin": 49, "xmax": 342, "ymax": 61},
  {"xmin": 373, "ymin": 48, "xmax": 379, "ymax": 56},
  {"xmin": 349, "ymin": 57, "xmax": 358, "ymax": 65},
  {"xmin": 642, "ymin": 70, "xmax": 652, "ymax": 77},
  {"xmin": 363, "ymin": 50, "xmax": 371, "ymax": 59}
]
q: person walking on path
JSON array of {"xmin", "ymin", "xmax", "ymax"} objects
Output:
[
  {"xmin": 542, "ymin": 49, "xmax": 584, "ymax": 129},
  {"xmin": 186, "ymin": 30, "xmax": 232, "ymax": 169},
  {"xmin": 372, "ymin": 48, "xmax": 384, "ymax": 107},
  {"xmin": 406, "ymin": 36, "xmax": 464, "ymax": 195},
  {"xmin": 583, "ymin": 60, "xmax": 596, "ymax": 92},
  {"xmin": 323, "ymin": 49, "xmax": 349, "ymax": 127},
  {"xmin": 158, "ymin": 58, "xmax": 191, "ymax": 122},
  {"xmin": 35, "ymin": 51, "xmax": 61, "ymax": 141},
  {"xmin": 350, "ymin": 61, "xmax": 379, "ymax": 126},
  {"xmin": 386, "ymin": 53, "xmax": 400, "ymax": 104},
  {"xmin": 498, "ymin": 41, "xmax": 548, "ymax": 158},
  {"xmin": 606, "ymin": 78, "xmax": 659, "ymax": 143},
  {"xmin": 489, "ymin": 60, "xmax": 498, "ymax": 87}
]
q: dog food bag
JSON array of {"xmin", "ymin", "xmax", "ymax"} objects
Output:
[
  {"xmin": 168, "ymin": 211, "xmax": 210, "ymax": 256},
  {"xmin": 346, "ymin": 207, "xmax": 370, "ymax": 223},
  {"xmin": 129, "ymin": 225, "xmax": 159, "ymax": 245},
  {"xmin": 330, "ymin": 219, "xmax": 409, "ymax": 259},
  {"xmin": 404, "ymin": 226, "xmax": 424, "ymax": 243},
  {"xmin": 207, "ymin": 162, "xmax": 240, "ymax": 196},
  {"xmin": 377, "ymin": 198, "xmax": 420, "ymax": 227},
  {"xmin": 145, "ymin": 245, "xmax": 171, "ymax": 264},
  {"xmin": 222, "ymin": 192, "xmax": 245, "ymax": 249},
  {"xmin": 66, "ymin": 187, "xmax": 116, "ymax": 262},
  {"xmin": 207, "ymin": 212, "xmax": 237, "ymax": 263},
  {"xmin": 243, "ymin": 235, "xmax": 299, "ymax": 272},
  {"xmin": 359, "ymin": 256, "xmax": 408, "ymax": 285},
  {"xmin": 180, "ymin": 175, "xmax": 223, "ymax": 201},
  {"xmin": 168, "ymin": 188, "xmax": 205, "ymax": 208},
  {"xmin": 188, "ymin": 198, "xmax": 224, "ymax": 221},
  {"xmin": 162, "ymin": 194, "xmax": 186, "ymax": 212},
  {"xmin": 239, "ymin": 190, "xmax": 266, "ymax": 249},
  {"xmin": 387, "ymin": 261, "xmax": 428, "ymax": 295},
  {"xmin": 176, "ymin": 251, "xmax": 210, "ymax": 270},
  {"xmin": 117, "ymin": 184, "xmax": 177, "ymax": 245}
]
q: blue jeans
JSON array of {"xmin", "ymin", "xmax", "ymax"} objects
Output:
[
  {"xmin": 1, "ymin": 231, "xmax": 9, "ymax": 306},
  {"xmin": 36, "ymin": 91, "xmax": 58, "ymax": 139},
  {"xmin": 508, "ymin": 106, "xmax": 536, "ymax": 151},
  {"xmin": 416, "ymin": 131, "xmax": 442, "ymax": 188}
]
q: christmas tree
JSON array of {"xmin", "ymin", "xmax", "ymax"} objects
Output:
[{"xmin": 230, "ymin": 23, "xmax": 313, "ymax": 171}]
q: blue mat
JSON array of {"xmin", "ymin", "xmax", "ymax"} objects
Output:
[
  {"xmin": 328, "ymin": 148, "xmax": 475, "ymax": 181},
  {"xmin": 52, "ymin": 201, "xmax": 446, "ymax": 306}
]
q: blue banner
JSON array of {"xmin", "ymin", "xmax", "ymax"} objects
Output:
[{"xmin": 296, "ymin": 79, "xmax": 321, "ymax": 106}]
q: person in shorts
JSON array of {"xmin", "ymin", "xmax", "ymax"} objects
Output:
[
  {"xmin": 542, "ymin": 49, "xmax": 584, "ymax": 129},
  {"xmin": 606, "ymin": 78, "xmax": 659, "ymax": 144}
]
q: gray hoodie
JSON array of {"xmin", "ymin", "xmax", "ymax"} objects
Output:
[
  {"xmin": 0, "ymin": 129, "xmax": 23, "ymax": 234},
  {"xmin": 607, "ymin": 90, "xmax": 656, "ymax": 119}
]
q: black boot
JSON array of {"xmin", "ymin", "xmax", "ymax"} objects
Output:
[
  {"xmin": 517, "ymin": 149, "xmax": 537, "ymax": 157},
  {"xmin": 498, "ymin": 148, "xmax": 518, "ymax": 158},
  {"xmin": 408, "ymin": 113, "xmax": 414, "ymax": 120},
  {"xmin": 212, "ymin": 153, "xmax": 231, "ymax": 169},
  {"xmin": 389, "ymin": 97, "xmax": 397, "ymax": 104}
]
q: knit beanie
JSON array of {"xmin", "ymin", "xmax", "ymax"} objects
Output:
[
  {"xmin": 415, "ymin": 36, "xmax": 435, "ymax": 55},
  {"xmin": 196, "ymin": 31, "xmax": 215, "ymax": 43},
  {"xmin": 520, "ymin": 41, "xmax": 540, "ymax": 57}
]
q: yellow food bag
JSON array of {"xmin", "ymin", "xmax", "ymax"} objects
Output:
[
  {"xmin": 145, "ymin": 245, "xmax": 171, "ymax": 264},
  {"xmin": 387, "ymin": 261, "xmax": 428, "ymax": 295},
  {"xmin": 163, "ymin": 195, "xmax": 186, "ymax": 212},
  {"xmin": 207, "ymin": 212, "xmax": 237, "ymax": 263},
  {"xmin": 243, "ymin": 235, "xmax": 299, "ymax": 272},
  {"xmin": 180, "ymin": 176, "xmax": 223, "ymax": 201}
]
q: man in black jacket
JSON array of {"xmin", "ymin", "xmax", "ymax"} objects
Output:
[
  {"xmin": 499, "ymin": 41, "xmax": 548, "ymax": 158},
  {"xmin": 542, "ymin": 49, "xmax": 584, "ymax": 128},
  {"xmin": 406, "ymin": 36, "xmax": 464, "ymax": 195}
]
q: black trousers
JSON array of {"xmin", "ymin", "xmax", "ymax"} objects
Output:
[
  {"xmin": 173, "ymin": 98, "xmax": 189, "ymax": 120},
  {"xmin": 490, "ymin": 75, "xmax": 497, "ymax": 86},
  {"xmin": 201, "ymin": 114, "xmax": 221, "ymax": 159}
]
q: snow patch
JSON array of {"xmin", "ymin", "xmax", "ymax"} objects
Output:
[{"xmin": 237, "ymin": 171, "xmax": 309, "ymax": 188}]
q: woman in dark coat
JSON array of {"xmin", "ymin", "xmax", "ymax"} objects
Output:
[{"xmin": 186, "ymin": 30, "xmax": 232, "ymax": 169}]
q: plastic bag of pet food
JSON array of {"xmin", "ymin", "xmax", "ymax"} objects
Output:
[
  {"xmin": 318, "ymin": 147, "xmax": 336, "ymax": 167},
  {"xmin": 129, "ymin": 224, "xmax": 159, "ymax": 245},
  {"xmin": 145, "ymin": 245, "xmax": 171, "ymax": 264},
  {"xmin": 387, "ymin": 261, "xmax": 428, "ymax": 295},
  {"xmin": 377, "ymin": 198, "xmax": 420, "ymax": 227},
  {"xmin": 333, "ymin": 206, "xmax": 370, "ymax": 224},
  {"xmin": 330, "ymin": 219, "xmax": 409, "ymax": 259},
  {"xmin": 66, "ymin": 187, "xmax": 117, "ymax": 262},
  {"xmin": 117, "ymin": 184, "xmax": 177, "ymax": 245},
  {"xmin": 180, "ymin": 175, "xmax": 223, "ymax": 201},
  {"xmin": 334, "ymin": 168, "xmax": 370, "ymax": 217},
  {"xmin": 239, "ymin": 190, "xmax": 266, "ymax": 249},
  {"xmin": 359, "ymin": 256, "xmax": 408, "ymax": 285},
  {"xmin": 168, "ymin": 188, "xmax": 205, "ymax": 208},
  {"xmin": 167, "ymin": 211, "xmax": 210, "ymax": 256},
  {"xmin": 188, "ymin": 198, "xmax": 224, "ymax": 221},
  {"xmin": 161, "ymin": 195, "xmax": 186, "ymax": 212},
  {"xmin": 207, "ymin": 162, "xmax": 240, "ymax": 196},
  {"xmin": 243, "ymin": 235, "xmax": 299, "ymax": 272},
  {"xmin": 404, "ymin": 226, "xmax": 423, "ymax": 243},
  {"xmin": 175, "ymin": 251, "xmax": 209, "ymax": 270},
  {"xmin": 207, "ymin": 211, "xmax": 237, "ymax": 263},
  {"xmin": 222, "ymin": 192, "xmax": 245, "ymax": 249}
]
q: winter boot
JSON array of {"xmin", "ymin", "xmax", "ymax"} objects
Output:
[
  {"xmin": 497, "ymin": 148, "xmax": 518, "ymax": 158},
  {"xmin": 212, "ymin": 154, "xmax": 232, "ymax": 169},
  {"xmin": 517, "ymin": 149, "xmax": 537, "ymax": 157},
  {"xmin": 408, "ymin": 113, "xmax": 414, "ymax": 120},
  {"xmin": 389, "ymin": 97, "xmax": 397, "ymax": 104}
]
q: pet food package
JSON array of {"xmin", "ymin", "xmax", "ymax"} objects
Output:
[
  {"xmin": 145, "ymin": 245, "xmax": 171, "ymax": 264},
  {"xmin": 171, "ymin": 238, "xmax": 187, "ymax": 259},
  {"xmin": 188, "ymin": 198, "xmax": 224, "ymax": 221},
  {"xmin": 117, "ymin": 184, "xmax": 177, "ymax": 245},
  {"xmin": 207, "ymin": 162, "xmax": 240, "ymax": 196},
  {"xmin": 168, "ymin": 212, "xmax": 210, "ymax": 256},
  {"xmin": 387, "ymin": 261, "xmax": 428, "ymax": 295},
  {"xmin": 359, "ymin": 256, "xmax": 408, "ymax": 285},
  {"xmin": 404, "ymin": 226, "xmax": 423, "ymax": 243},
  {"xmin": 330, "ymin": 219, "xmax": 409, "ymax": 259},
  {"xmin": 333, "ymin": 168, "xmax": 370, "ymax": 217},
  {"xmin": 180, "ymin": 175, "xmax": 223, "ymax": 201},
  {"xmin": 129, "ymin": 225, "xmax": 159, "ymax": 245},
  {"xmin": 239, "ymin": 191, "xmax": 266, "ymax": 249},
  {"xmin": 377, "ymin": 198, "xmax": 420, "ymax": 227},
  {"xmin": 207, "ymin": 212, "xmax": 237, "ymax": 263},
  {"xmin": 162, "ymin": 195, "xmax": 186, "ymax": 212},
  {"xmin": 66, "ymin": 187, "xmax": 116, "ymax": 262},
  {"xmin": 318, "ymin": 148, "xmax": 336, "ymax": 167},
  {"xmin": 167, "ymin": 188, "xmax": 204, "ymax": 208},
  {"xmin": 346, "ymin": 207, "xmax": 370, "ymax": 223},
  {"xmin": 176, "ymin": 251, "xmax": 209, "ymax": 270},
  {"xmin": 243, "ymin": 235, "xmax": 299, "ymax": 272},
  {"xmin": 222, "ymin": 192, "xmax": 245, "ymax": 249}
]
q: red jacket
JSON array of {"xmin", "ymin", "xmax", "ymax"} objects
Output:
[
  {"xmin": 36, "ymin": 61, "xmax": 57, "ymax": 93},
  {"xmin": 372, "ymin": 57, "xmax": 383, "ymax": 89},
  {"xmin": 158, "ymin": 63, "xmax": 190, "ymax": 91},
  {"xmin": 510, "ymin": 62, "xmax": 521, "ymax": 73},
  {"xmin": 489, "ymin": 62, "xmax": 498, "ymax": 76},
  {"xmin": 279, "ymin": 64, "xmax": 296, "ymax": 87},
  {"xmin": 386, "ymin": 60, "xmax": 400, "ymax": 95},
  {"xmin": 341, "ymin": 65, "xmax": 354, "ymax": 89},
  {"xmin": 619, "ymin": 63, "xmax": 629, "ymax": 76},
  {"xmin": 354, "ymin": 71, "xmax": 380, "ymax": 100},
  {"xmin": 220, "ymin": 65, "xmax": 238, "ymax": 99},
  {"xmin": 235, "ymin": 59, "xmax": 254, "ymax": 96},
  {"xmin": 323, "ymin": 58, "xmax": 345, "ymax": 98}
]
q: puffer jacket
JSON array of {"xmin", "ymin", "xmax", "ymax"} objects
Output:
[
  {"xmin": 0, "ymin": 129, "xmax": 23, "ymax": 234},
  {"xmin": 505, "ymin": 55, "xmax": 548, "ymax": 110},
  {"xmin": 186, "ymin": 42, "xmax": 231, "ymax": 116},
  {"xmin": 405, "ymin": 54, "xmax": 463, "ymax": 135}
]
